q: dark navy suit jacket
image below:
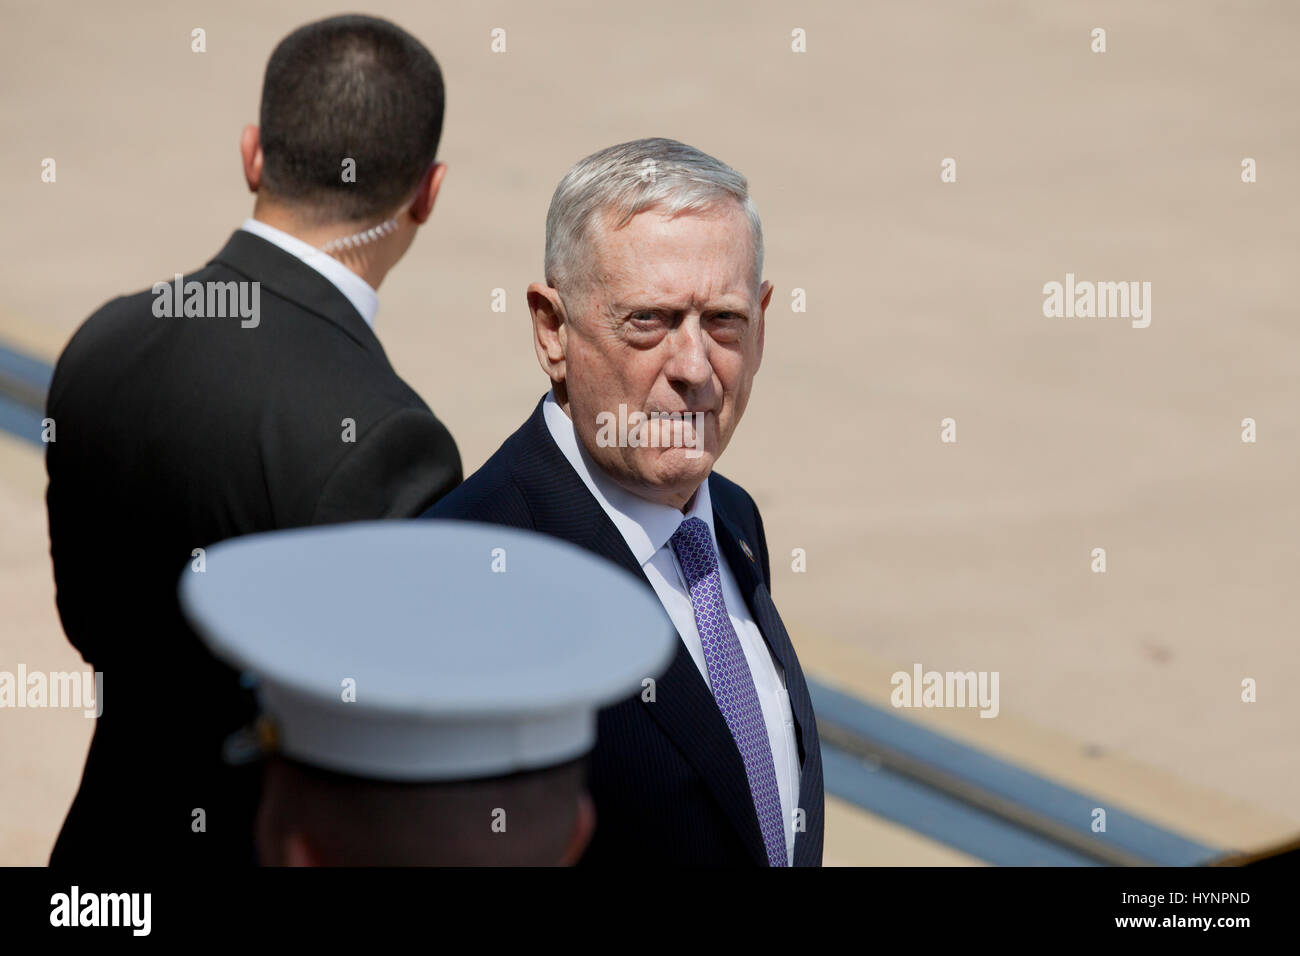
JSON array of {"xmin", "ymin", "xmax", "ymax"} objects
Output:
[
  {"xmin": 425, "ymin": 398, "xmax": 824, "ymax": 866},
  {"xmin": 47, "ymin": 231, "xmax": 461, "ymax": 867}
]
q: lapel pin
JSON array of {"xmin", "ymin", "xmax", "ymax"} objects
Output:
[{"xmin": 739, "ymin": 539, "xmax": 755, "ymax": 562}]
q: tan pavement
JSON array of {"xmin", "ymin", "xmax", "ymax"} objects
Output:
[{"xmin": 2, "ymin": 0, "xmax": 1297, "ymax": 865}]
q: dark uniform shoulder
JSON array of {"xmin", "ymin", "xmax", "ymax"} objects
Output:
[{"xmin": 425, "ymin": 425, "xmax": 535, "ymax": 529}]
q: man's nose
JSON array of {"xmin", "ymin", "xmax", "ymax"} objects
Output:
[{"xmin": 663, "ymin": 317, "xmax": 713, "ymax": 390}]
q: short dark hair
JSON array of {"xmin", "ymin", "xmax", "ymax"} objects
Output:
[{"xmin": 258, "ymin": 15, "xmax": 444, "ymax": 223}]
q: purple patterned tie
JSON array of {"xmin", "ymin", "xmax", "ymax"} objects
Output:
[{"xmin": 670, "ymin": 516, "xmax": 787, "ymax": 867}]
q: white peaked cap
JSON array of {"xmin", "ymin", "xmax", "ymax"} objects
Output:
[{"xmin": 179, "ymin": 520, "xmax": 676, "ymax": 782}]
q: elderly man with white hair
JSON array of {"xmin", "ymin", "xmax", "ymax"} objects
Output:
[{"xmin": 426, "ymin": 137, "xmax": 824, "ymax": 867}]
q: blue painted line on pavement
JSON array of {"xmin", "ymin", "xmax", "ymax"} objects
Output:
[
  {"xmin": 0, "ymin": 390, "xmax": 46, "ymax": 448},
  {"xmin": 811, "ymin": 679, "xmax": 1221, "ymax": 866},
  {"xmin": 821, "ymin": 744, "xmax": 1099, "ymax": 865},
  {"xmin": 0, "ymin": 342, "xmax": 53, "ymax": 395}
]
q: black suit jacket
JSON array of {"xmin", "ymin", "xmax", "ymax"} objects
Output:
[
  {"xmin": 45, "ymin": 230, "xmax": 462, "ymax": 866},
  {"xmin": 426, "ymin": 399, "xmax": 824, "ymax": 866}
]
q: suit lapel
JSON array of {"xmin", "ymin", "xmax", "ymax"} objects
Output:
[
  {"xmin": 511, "ymin": 406, "xmax": 769, "ymax": 865},
  {"xmin": 712, "ymin": 500, "xmax": 823, "ymax": 864}
]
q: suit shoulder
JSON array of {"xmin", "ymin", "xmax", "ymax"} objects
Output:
[
  {"xmin": 709, "ymin": 470, "xmax": 762, "ymax": 524},
  {"xmin": 50, "ymin": 289, "xmax": 156, "ymax": 398},
  {"xmin": 52, "ymin": 260, "xmax": 245, "ymax": 381},
  {"xmin": 425, "ymin": 430, "xmax": 533, "ymax": 529},
  {"xmin": 58, "ymin": 287, "xmax": 153, "ymax": 355},
  {"xmin": 312, "ymin": 404, "xmax": 461, "ymax": 522}
]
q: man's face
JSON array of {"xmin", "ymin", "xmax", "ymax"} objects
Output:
[{"xmin": 538, "ymin": 201, "xmax": 770, "ymax": 510}]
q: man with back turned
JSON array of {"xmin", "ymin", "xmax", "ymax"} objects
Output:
[{"xmin": 45, "ymin": 15, "xmax": 461, "ymax": 866}]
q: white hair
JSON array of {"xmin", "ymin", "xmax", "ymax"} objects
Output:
[{"xmin": 543, "ymin": 137, "xmax": 764, "ymax": 290}]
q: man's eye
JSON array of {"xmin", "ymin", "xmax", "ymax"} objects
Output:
[
  {"xmin": 629, "ymin": 311, "xmax": 663, "ymax": 324},
  {"xmin": 707, "ymin": 314, "xmax": 748, "ymax": 335}
]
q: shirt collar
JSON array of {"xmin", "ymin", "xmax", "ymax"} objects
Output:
[
  {"xmin": 541, "ymin": 390, "xmax": 714, "ymax": 567},
  {"xmin": 240, "ymin": 218, "xmax": 379, "ymax": 329}
]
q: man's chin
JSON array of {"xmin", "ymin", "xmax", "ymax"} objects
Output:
[{"xmin": 639, "ymin": 448, "xmax": 716, "ymax": 492}]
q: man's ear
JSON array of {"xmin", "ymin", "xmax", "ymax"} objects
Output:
[
  {"xmin": 558, "ymin": 791, "xmax": 596, "ymax": 866},
  {"xmin": 528, "ymin": 281, "xmax": 569, "ymax": 386},
  {"xmin": 240, "ymin": 125, "xmax": 263, "ymax": 193},
  {"xmin": 755, "ymin": 279, "xmax": 772, "ymax": 369},
  {"xmin": 408, "ymin": 162, "xmax": 447, "ymax": 225}
]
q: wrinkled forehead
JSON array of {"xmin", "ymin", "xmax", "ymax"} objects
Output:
[{"xmin": 575, "ymin": 201, "xmax": 759, "ymax": 302}]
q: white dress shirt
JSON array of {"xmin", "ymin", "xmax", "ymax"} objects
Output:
[
  {"xmin": 542, "ymin": 392, "xmax": 801, "ymax": 864},
  {"xmin": 240, "ymin": 218, "xmax": 379, "ymax": 329}
]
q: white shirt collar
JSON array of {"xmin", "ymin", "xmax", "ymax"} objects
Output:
[
  {"xmin": 240, "ymin": 218, "xmax": 379, "ymax": 329},
  {"xmin": 542, "ymin": 390, "xmax": 714, "ymax": 567}
]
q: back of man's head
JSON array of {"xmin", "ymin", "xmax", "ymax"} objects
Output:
[
  {"xmin": 256, "ymin": 754, "xmax": 594, "ymax": 866},
  {"xmin": 258, "ymin": 15, "xmax": 444, "ymax": 226}
]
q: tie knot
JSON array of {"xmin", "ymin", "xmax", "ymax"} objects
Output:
[{"xmin": 670, "ymin": 516, "xmax": 718, "ymax": 584}]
